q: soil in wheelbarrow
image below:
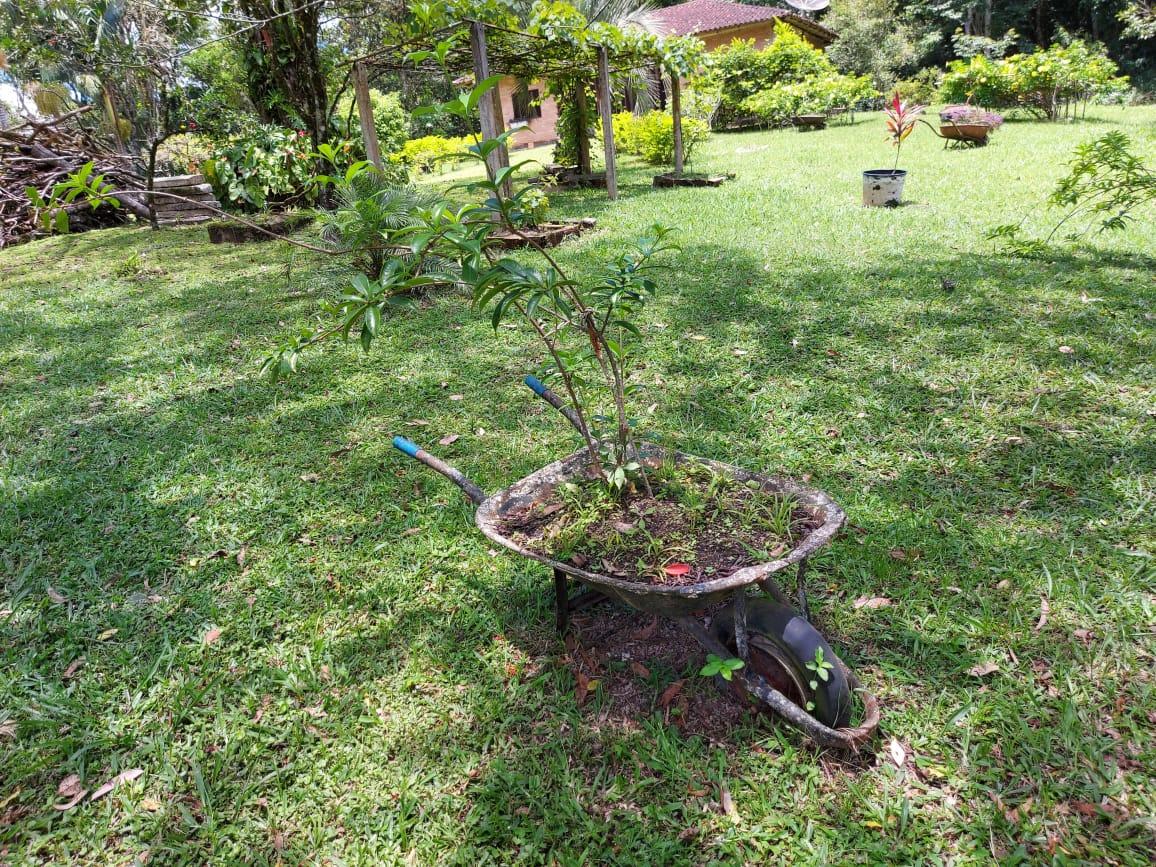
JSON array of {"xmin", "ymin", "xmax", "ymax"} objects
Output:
[{"xmin": 499, "ymin": 460, "xmax": 822, "ymax": 586}]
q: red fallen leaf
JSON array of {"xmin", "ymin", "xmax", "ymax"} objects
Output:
[
  {"xmin": 664, "ymin": 563, "xmax": 691, "ymax": 578},
  {"xmin": 1071, "ymin": 801, "xmax": 1100, "ymax": 818},
  {"xmin": 629, "ymin": 661, "xmax": 650, "ymax": 678},
  {"xmin": 203, "ymin": 627, "xmax": 222, "ymax": 645},
  {"xmin": 88, "ymin": 768, "xmax": 143, "ymax": 802},
  {"xmin": 659, "ymin": 680, "xmax": 684, "ymax": 708}
]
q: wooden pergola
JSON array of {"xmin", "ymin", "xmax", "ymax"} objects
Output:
[{"xmin": 346, "ymin": 15, "xmax": 703, "ymax": 201}]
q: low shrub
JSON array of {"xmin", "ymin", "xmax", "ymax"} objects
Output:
[
  {"xmin": 698, "ymin": 23, "xmax": 841, "ymax": 128},
  {"xmin": 742, "ymin": 73, "xmax": 878, "ymax": 126},
  {"xmin": 399, "ymin": 134, "xmax": 472, "ymax": 173},
  {"xmin": 893, "ymin": 68, "xmax": 942, "ymax": 105},
  {"xmin": 609, "ymin": 111, "xmax": 710, "ymax": 166},
  {"xmin": 939, "ymin": 40, "xmax": 1129, "ymax": 121},
  {"xmin": 203, "ymin": 123, "xmax": 319, "ymax": 210},
  {"xmin": 334, "ymin": 89, "xmax": 410, "ymax": 155}
]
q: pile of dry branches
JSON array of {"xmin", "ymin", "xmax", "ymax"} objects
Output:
[{"xmin": 0, "ymin": 106, "xmax": 150, "ymax": 249}]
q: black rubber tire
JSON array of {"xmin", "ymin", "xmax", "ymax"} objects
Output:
[{"xmin": 711, "ymin": 599, "xmax": 853, "ymax": 729}]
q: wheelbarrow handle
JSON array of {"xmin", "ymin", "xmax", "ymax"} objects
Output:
[
  {"xmin": 523, "ymin": 375, "xmax": 586, "ymax": 437},
  {"xmin": 392, "ymin": 436, "xmax": 486, "ymax": 505}
]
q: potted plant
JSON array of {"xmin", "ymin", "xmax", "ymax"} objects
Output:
[
  {"xmin": 938, "ymin": 104, "xmax": 1003, "ymax": 145},
  {"xmin": 863, "ymin": 94, "xmax": 925, "ymax": 207}
]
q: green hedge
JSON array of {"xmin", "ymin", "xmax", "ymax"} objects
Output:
[
  {"xmin": 742, "ymin": 73, "xmax": 878, "ymax": 126},
  {"xmin": 938, "ymin": 40, "xmax": 1129, "ymax": 121}
]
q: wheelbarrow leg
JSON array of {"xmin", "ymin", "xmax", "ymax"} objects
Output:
[
  {"xmin": 734, "ymin": 589, "xmax": 749, "ymax": 660},
  {"xmin": 795, "ymin": 556, "xmax": 811, "ymax": 622},
  {"xmin": 553, "ymin": 568, "xmax": 570, "ymax": 634}
]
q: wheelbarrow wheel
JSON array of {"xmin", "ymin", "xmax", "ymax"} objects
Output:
[{"xmin": 711, "ymin": 599, "xmax": 853, "ymax": 729}]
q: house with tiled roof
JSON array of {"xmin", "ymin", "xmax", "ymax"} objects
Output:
[
  {"xmin": 645, "ymin": 0, "xmax": 837, "ymax": 51},
  {"xmin": 499, "ymin": 0, "xmax": 837, "ymax": 149}
]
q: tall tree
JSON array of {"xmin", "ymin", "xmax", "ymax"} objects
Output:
[{"xmin": 231, "ymin": 0, "xmax": 330, "ymax": 150}]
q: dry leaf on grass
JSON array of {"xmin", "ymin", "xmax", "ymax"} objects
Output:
[
  {"xmin": 88, "ymin": 768, "xmax": 143, "ymax": 802},
  {"xmin": 203, "ymin": 627, "xmax": 222, "ymax": 645},
  {"xmin": 54, "ymin": 774, "xmax": 88, "ymax": 811},
  {"xmin": 629, "ymin": 661, "xmax": 650, "ymax": 679},
  {"xmin": 62, "ymin": 658, "xmax": 84, "ymax": 679},
  {"xmin": 888, "ymin": 738, "xmax": 907, "ymax": 768},
  {"xmin": 0, "ymin": 720, "xmax": 16, "ymax": 739},
  {"xmin": 1034, "ymin": 597, "xmax": 1050, "ymax": 632},
  {"xmin": 854, "ymin": 596, "xmax": 892, "ymax": 610},
  {"xmin": 47, "ymin": 587, "xmax": 67, "ymax": 604},
  {"xmin": 438, "ymin": 434, "xmax": 459, "ymax": 446},
  {"xmin": 631, "ymin": 616, "xmax": 659, "ymax": 641},
  {"xmin": 969, "ymin": 661, "xmax": 1000, "ymax": 677},
  {"xmin": 719, "ymin": 784, "xmax": 739, "ymax": 821},
  {"xmin": 97, "ymin": 628, "xmax": 118, "ymax": 641},
  {"xmin": 1058, "ymin": 345, "xmax": 1075, "ymax": 355},
  {"xmin": 659, "ymin": 680, "xmax": 684, "ymax": 708},
  {"xmin": 574, "ymin": 671, "xmax": 599, "ymax": 706}
]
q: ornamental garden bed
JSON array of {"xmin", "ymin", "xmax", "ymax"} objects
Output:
[
  {"xmin": 653, "ymin": 172, "xmax": 734, "ymax": 188},
  {"xmin": 488, "ymin": 218, "xmax": 596, "ymax": 249}
]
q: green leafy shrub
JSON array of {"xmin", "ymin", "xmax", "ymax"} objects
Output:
[
  {"xmin": 609, "ymin": 111, "xmax": 710, "ymax": 166},
  {"xmin": 893, "ymin": 67, "xmax": 942, "ymax": 105},
  {"xmin": 335, "ymin": 89, "xmax": 410, "ymax": 155},
  {"xmin": 203, "ymin": 122, "xmax": 320, "ymax": 210},
  {"xmin": 315, "ymin": 166, "xmax": 443, "ymax": 278},
  {"xmin": 939, "ymin": 40, "xmax": 1129, "ymax": 121},
  {"xmin": 742, "ymin": 73, "xmax": 877, "ymax": 126},
  {"xmin": 698, "ymin": 23, "xmax": 838, "ymax": 128},
  {"xmin": 400, "ymin": 134, "xmax": 472, "ymax": 173}
]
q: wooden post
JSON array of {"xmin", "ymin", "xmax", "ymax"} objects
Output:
[
  {"xmin": 596, "ymin": 47, "xmax": 617, "ymax": 200},
  {"xmin": 670, "ymin": 73, "xmax": 684, "ymax": 177},
  {"xmin": 469, "ymin": 20, "xmax": 510, "ymax": 196},
  {"xmin": 353, "ymin": 62, "xmax": 383, "ymax": 171}
]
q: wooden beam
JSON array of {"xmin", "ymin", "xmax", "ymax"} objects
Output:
[
  {"xmin": 670, "ymin": 73, "xmax": 684, "ymax": 177},
  {"xmin": 469, "ymin": 20, "xmax": 510, "ymax": 196},
  {"xmin": 596, "ymin": 47, "xmax": 617, "ymax": 201},
  {"xmin": 353, "ymin": 62, "xmax": 383, "ymax": 171}
]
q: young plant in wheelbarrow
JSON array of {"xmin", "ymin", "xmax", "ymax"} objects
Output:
[{"xmin": 263, "ymin": 75, "xmax": 879, "ymax": 752}]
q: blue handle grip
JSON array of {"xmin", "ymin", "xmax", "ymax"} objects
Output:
[
  {"xmin": 524, "ymin": 375, "xmax": 548, "ymax": 397},
  {"xmin": 392, "ymin": 436, "xmax": 420, "ymax": 458}
]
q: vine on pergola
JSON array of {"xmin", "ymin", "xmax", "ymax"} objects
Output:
[{"xmin": 348, "ymin": 0, "xmax": 707, "ymax": 197}]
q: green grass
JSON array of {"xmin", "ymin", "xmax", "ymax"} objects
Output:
[{"xmin": 2, "ymin": 108, "xmax": 1155, "ymax": 865}]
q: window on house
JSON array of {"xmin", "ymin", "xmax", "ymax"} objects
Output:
[{"xmin": 512, "ymin": 85, "xmax": 542, "ymax": 123}]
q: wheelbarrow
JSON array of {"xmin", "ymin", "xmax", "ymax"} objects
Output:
[{"xmin": 392, "ymin": 377, "xmax": 881, "ymax": 750}]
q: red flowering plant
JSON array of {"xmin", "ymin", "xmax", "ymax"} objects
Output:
[{"xmin": 883, "ymin": 93, "xmax": 925, "ymax": 171}]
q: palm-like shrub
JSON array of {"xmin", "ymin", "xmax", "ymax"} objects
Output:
[{"xmin": 315, "ymin": 170, "xmax": 441, "ymax": 278}]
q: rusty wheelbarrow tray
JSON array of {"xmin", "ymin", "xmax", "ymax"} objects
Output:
[{"xmin": 392, "ymin": 378, "xmax": 881, "ymax": 750}]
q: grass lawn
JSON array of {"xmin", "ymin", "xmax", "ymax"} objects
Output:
[{"xmin": 2, "ymin": 108, "xmax": 1154, "ymax": 865}]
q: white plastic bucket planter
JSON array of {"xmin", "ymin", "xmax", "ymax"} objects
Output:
[{"xmin": 862, "ymin": 169, "xmax": 907, "ymax": 207}]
